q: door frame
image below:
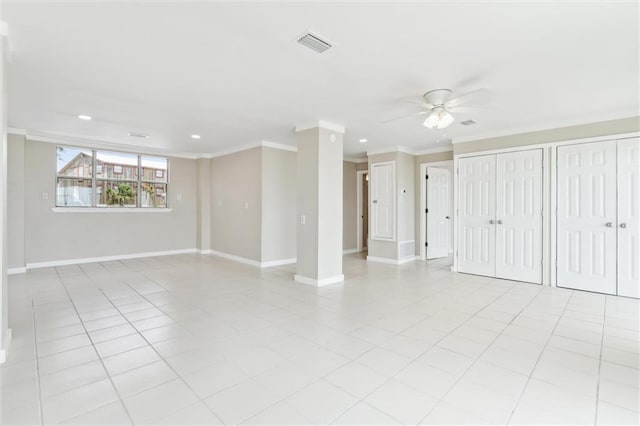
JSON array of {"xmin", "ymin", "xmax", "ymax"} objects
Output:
[
  {"xmin": 453, "ymin": 131, "xmax": 639, "ymax": 287},
  {"xmin": 356, "ymin": 170, "xmax": 368, "ymax": 252},
  {"xmin": 419, "ymin": 160, "xmax": 454, "ymax": 260}
]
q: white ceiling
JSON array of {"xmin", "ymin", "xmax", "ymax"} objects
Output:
[{"xmin": 5, "ymin": 1, "xmax": 639, "ymax": 157}]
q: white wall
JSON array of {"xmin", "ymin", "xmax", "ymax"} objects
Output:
[{"xmin": 13, "ymin": 138, "xmax": 198, "ymax": 266}]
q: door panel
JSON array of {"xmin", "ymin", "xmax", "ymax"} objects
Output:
[
  {"xmin": 458, "ymin": 155, "xmax": 496, "ymax": 276},
  {"xmin": 427, "ymin": 167, "xmax": 451, "ymax": 259},
  {"xmin": 496, "ymin": 150, "xmax": 543, "ymax": 283},
  {"xmin": 617, "ymin": 138, "xmax": 640, "ymax": 298},
  {"xmin": 557, "ymin": 141, "xmax": 617, "ymax": 294},
  {"xmin": 371, "ymin": 162, "xmax": 395, "ymax": 240}
]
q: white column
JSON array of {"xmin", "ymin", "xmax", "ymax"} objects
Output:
[
  {"xmin": 294, "ymin": 121, "xmax": 344, "ymax": 286},
  {"xmin": 0, "ymin": 12, "xmax": 11, "ymax": 363}
]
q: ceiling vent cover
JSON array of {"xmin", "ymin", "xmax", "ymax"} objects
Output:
[
  {"xmin": 460, "ymin": 120, "xmax": 476, "ymax": 126},
  {"xmin": 297, "ymin": 32, "xmax": 332, "ymax": 53}
]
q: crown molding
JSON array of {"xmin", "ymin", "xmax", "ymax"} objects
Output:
[
  {"xmin": 344, "ymin": 156, "xmax": 367, "ymax": 163},
  {"xmin": 452, "ymin": 112, "xmax": 640, "ymax": 144},
  {"xmin": 261, "ymin": 140, "xmax": 297, "ymax": 152},
  {"xmin": 12, "ymin": 129, "xmax": 201, "ymax": 159},
  {"xmin": 366, "ymin": 145, "xmax": 453, "ymax": 157},
  {"xmin": 205, "ymin": 140, "xmax": 297, "ymax": 159},
  {"xmin": 295, "ymin": 120, "xmax": 346, "ymax": 134},
  {"xmin": 412, "ymin": 145, "xmax": 454, "ymax": 156}
]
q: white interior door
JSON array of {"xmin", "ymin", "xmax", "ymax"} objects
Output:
[
  {"xmin": 495, "ymin": 150, "xmax": 543, "ymax": 284},
  {"xmin": 458, "ymin": 155, "xmax": 496, "ymax": 276},
  {"xmin": 557, "ymin": 141, "xmax": 617, "ymax": 294},
  {"xmin": 371, "ymin": 162, "xmax": 395, "ymax": 241},
  {"xmin": 426, "ymin": 167, "xmax": 451, "ymax": 259},
  {"xmin": 617, "ymin": 138, "xmax": 640, "ymax": 298}
]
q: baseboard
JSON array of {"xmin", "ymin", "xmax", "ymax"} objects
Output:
[
  {"xmin": 294, "ymin": 274, "xmax": 344, "ymax": 287},
  {"xmin": 366, "ymin": 255, "xmax": 416, "ymax": 265},
  {"xmin": 342, "ymin": 248, "xmax": 360, "ymax": 255},
  {"xmin": 0, "ymin": 328, "xmax": 13, "ymax": 364},
  {"xmin": 8, "ymin": 267, "xmax": 27, "ymax": 275},
  {"xmin": 24, "ymin": 248, "xmax": 198, "ymax": 270},
  {"xmin": 261, "ymin": 258, "xmax": 297, "ymax": 268},
  {"xmin": 205, "ymin": 249, "xmax": 296, "ymax": 268}
]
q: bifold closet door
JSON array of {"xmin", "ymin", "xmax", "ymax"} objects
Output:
[
  {"xmin": 495, "ymin": 150, "xmax": 543, "ymax": 283},
  {"xmin": 458, "ymin": 155, "xmax": 496, "ymax": 276},
  {"xmin": 557, "ymin": 141, "xmax": 617, "ymax": 294},
  {"xmin": 617, "ymin": 138, "xmax": 640, "ymax": 298}
]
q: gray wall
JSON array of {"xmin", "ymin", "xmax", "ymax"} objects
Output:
[
  {"xmin": 8, "ymin": 134, "xmax": 25, "ymax": 269},
  {"xmin": 19, "ymin": 139, "xmax": 197, "ymax": 265},
  {"xmin": 210, "ymin": 147, "xmax": 262, "ymax": 262},
  {"xmin": 196, "ymin": 158, "xmax": 212, "ymax": 252},
  {"xmin": 343, "ymin": 161, "xmax": 357, "ymax": 251},
  {"xmin": 261, "ymin": 147, "xmax": 296, "ymax": 262}
]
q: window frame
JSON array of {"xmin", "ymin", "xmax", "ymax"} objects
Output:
[{"xmin": 56, "ymin": 146, "xmax": 170, "ymax": 209}]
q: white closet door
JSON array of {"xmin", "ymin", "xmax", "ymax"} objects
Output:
[
  {"xmin": 371, "ymin": 161, "xmax": 395, "ymax": 241},
  {"xmin": 557, "ymin": 141, "xmax": 617, "ymax": 294},
  {"xmin": 617, "ymin": 138, "xmax": 640, "ymax": 298},
  {"xmin": 427, "ymin": 167, "xmax": 451, "ymax": 259},
  {"xmin": 496, "ymin": 150, "xmax": 543, "ymax": 283},
  {"xmin": 458, "ymin": 155, "xmax": 496, "ymax": 276}
]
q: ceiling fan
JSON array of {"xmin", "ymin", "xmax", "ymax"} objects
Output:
[{"xmin": 385, "ymin": 88, "xmax": 486, "ymax": 129}]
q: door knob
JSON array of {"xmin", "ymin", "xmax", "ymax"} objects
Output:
[
  {"xmin": 372, "ymin": 200, "xmax": 378, "ymax": 204},
  {"xmin": 489, "ymin": 219, "xmax": 495, "ymax": 225},
  {"xmin": 497, "ymin": 220, "xmax": 503, "ymax": 225},
  {"xmin": 445, "ymin": 216, "xmax": 450, "ymax": 219},
  {"xmin": 605, "ymin": 222, "xmax": 613, "ymax": 228},
  {"xmin": 620, "ymin": 223, "xmax": 627, "ymax": 229}
]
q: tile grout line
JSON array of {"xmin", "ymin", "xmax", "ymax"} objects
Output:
[
  {"xmin": 503, "ymin": 290, "xmax": 576, "ymax": 425},
  {"xmin": 29, "ymin": 297, "xmax": 45, "ymax": 426},
  {"xmin": 52, "ymin": 267, "xmax": 137, "ymax": 425},
  {"xmin": 593, "ymin": 295, "xmax": 608, "ymax": 425}
]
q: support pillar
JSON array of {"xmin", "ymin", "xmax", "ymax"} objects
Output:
[{"xmin": 294, "ymin": 121, "xmax": 344, "ymax": 286}]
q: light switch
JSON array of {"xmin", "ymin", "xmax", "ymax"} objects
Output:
[
  {"xmin": 300, "ymin": 215, "xmax": 306, "ymax": 225},
  {"xmin": 41, "ymin": 192, "xmax": 48, "ymax": 200},
  {"xmin": 245, "ymin": 202, "xmax": 249, "ymax": 209},
  {"xmin": 176, "ymin": 194, "xmax": 183, "ymax": 201}
]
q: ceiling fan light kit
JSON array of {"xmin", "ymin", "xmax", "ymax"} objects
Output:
[{"xmin": 423, "ymin": 107, "xmax": 455, "ymax": 129}]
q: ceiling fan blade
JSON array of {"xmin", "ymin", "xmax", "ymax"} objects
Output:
[
  {"xmin": 447, "ymin": 88, "xmax": 489, "ymax": 108},
  {"xmin": 447, "ymin": 104, "xmax": 494, "ymax": 113},
  {"xmin": 405, "ymin": 98, "xmax": 435, "ymax": 109},
  {"xmin": 381, "ymin": 110, "xmax": 428, "ymax": 124}
]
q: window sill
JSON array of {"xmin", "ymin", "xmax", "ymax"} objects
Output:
[{"xmin": 51, "ymin": 207, "xmax": 173, "ymax": 213}]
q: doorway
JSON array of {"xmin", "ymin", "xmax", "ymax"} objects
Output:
[
  {"xmin": 357, "ymin": 170, "xmax": 368, "ymax": 253},
  {"xmin": 419, "ymin": 161, "xmax": 454, "ymax": 262}
]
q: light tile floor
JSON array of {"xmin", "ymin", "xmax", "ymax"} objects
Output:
[{"xmin": 1, "ymin": 253, "xmax": 639, "ymax": 425}]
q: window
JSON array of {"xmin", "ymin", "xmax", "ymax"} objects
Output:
[{"xmin": 56, "ymin": 146, "xmax": 169, "ymax": 208}]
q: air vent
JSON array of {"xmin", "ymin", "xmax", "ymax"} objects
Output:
[
  {"xmin": 297, "ymin": 32, "xmax": 332, "ymax": 53},
  {"xmin": 460, "ymin": 120, "xmax": 476, "ymax": 126},
  {"xmin": 128, "ymin": 132, "xmax": 149, "ymax": 139}
]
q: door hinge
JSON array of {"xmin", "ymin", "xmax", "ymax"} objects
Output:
[
  {"xmin": 425, "ymin": 208, "xmax": 428, "ymax": 213},
  {"xmin": 425, "ymin": 242, "xmax": 428, "ymax": 247},
  {"xmin": 426, "ymin": 175, "xmax": 429, "ymax": 180}
]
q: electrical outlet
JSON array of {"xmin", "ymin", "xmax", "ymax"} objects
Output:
[
  {"xmin": 300, "ymin": 215, "xmax": 306, "ymax": 225},
  {"xmin": 176, "ymin": 194, "xmax": 182, "ymax": 201},
  {"xmin": 41, "ymin": 192, "xmax": 48, "ymax": 200}
]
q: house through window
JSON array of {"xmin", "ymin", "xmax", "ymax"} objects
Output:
[{"xmin": 56, "ymin": 146, "xmax": 169, "ymax": 208}]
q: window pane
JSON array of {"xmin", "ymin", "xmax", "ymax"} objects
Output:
[
  {"xmin": 96, "ymin": 150, "xmax": 138, "ymax": 180},
  {"xmin": 140, "ymin": 183, "xmax": 167, "ymax": 208},
  {"xmin": 56, "ymin": 178, "xmax": 93, "ymax": 207},
  {"xmin": 96, "ymin": 181, "xmax": 138, "ymax": 207},
  {"xmin": 141, "ymin": 156, "xmax": 168, "ymax": 183},
  {"xmin": 57, "ymin": 147, "xmax": 93, "ymax": 178}
]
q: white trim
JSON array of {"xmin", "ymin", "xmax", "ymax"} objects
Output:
[
  {"xmin": 51, "ymin": 207, "xmax": 173, "ymax": 213},
  {"xmin": 18, "ymin": 130, "xmax": 200, "ymax": 159},
  {"xmin": 295, "ymin": 120, "xmax": 346, "ymax": 134},
  {"xmin": 261, "ymin": 258, "xmax": 297, "ymax": 267},
  {"xmin": 8, "ymin": 267, "xmax": 27, "ymax": 275},
  {"xmin": 261, "ymin": 141, "xmax": 297, "ymax": 152},
  {"xmin": 343, "ymin": 248, "xmax": 359, "ymax": 255},
  {"xmin": 356, "ymin": 169, "xmax": 368, "ymax": 253},
  {"xmin": 0, "ymin": 329, "xmax": 12, "ymax": 365},
  {"xmin": 206, "ymin": 249, "xmax": 262, "ymax": 267},
  {"xmin": 25, "ymin": 248, "xmax": 197, "ymax": 270},
  {"xmin": 451, "ymin": 115, "xmax": 639, "ymax": 144},
  {"xmin": 205, "ymin": 140, "xmax": 297, "ymax": 159},
  {"xmin": 294, "ymin": 274, "xmax": 344, "ymax": 287},
  {"xmin": 413, "ymin": 146, "xmax": 454, "ymax": 156},
  {"xmin": 366, "ymin": 256, "xmax": 415, "ymax": 265},
  {"xmin": 344, "ymin": 156, "xmax": 367, "ymax": 163},
  {"xmin": 419, "ymin": 160, "xmax": 454, "ymax": 260}
]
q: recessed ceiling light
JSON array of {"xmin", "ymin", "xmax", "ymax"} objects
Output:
[
  {"xmin": 191, "ymin": 134, "xmax": 201, "ymax": 139},
  {"xmin": 78, "ymin": 114, "xmax": 92, "ymax": 121},
  {"xmin": 128, "ymin": 132, "xmax": 149, "ymax": 139},
  {"xmin": 359, "ymin": 138, "xmax": 368, "ymax": 143}
]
